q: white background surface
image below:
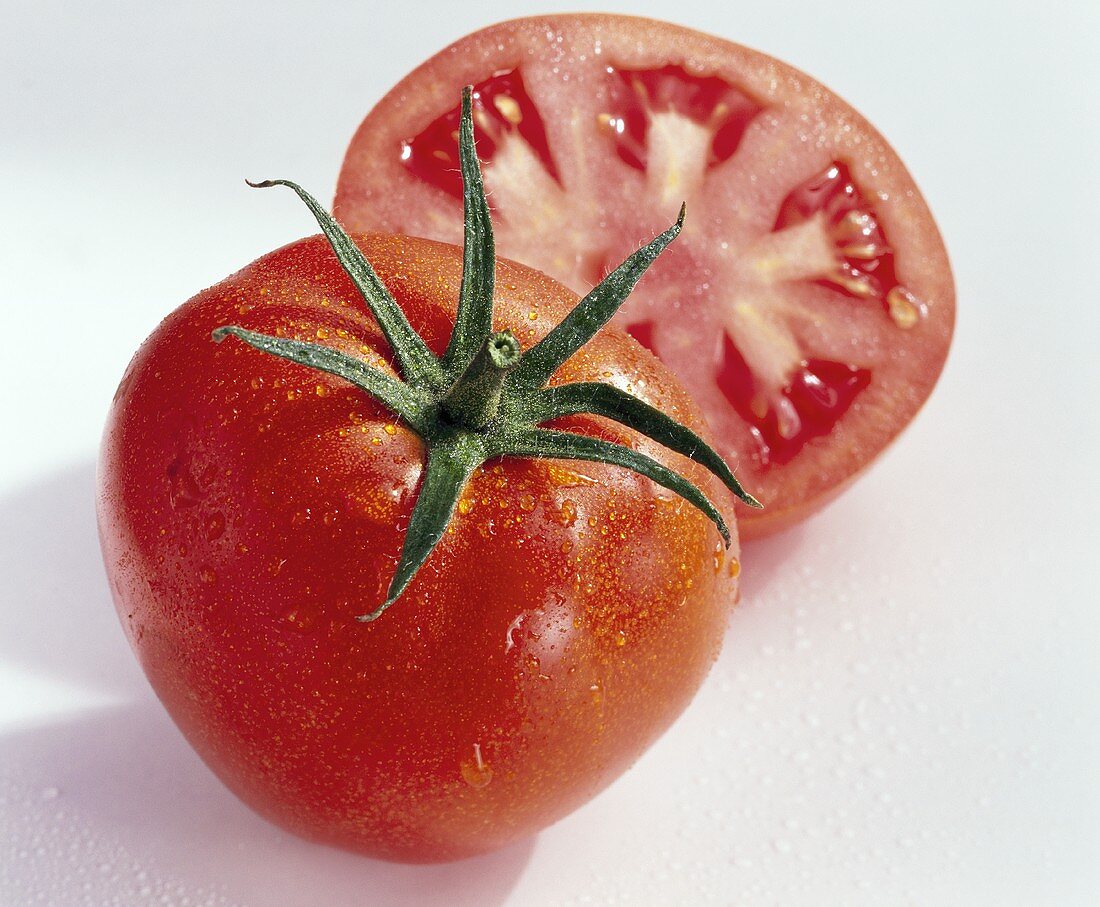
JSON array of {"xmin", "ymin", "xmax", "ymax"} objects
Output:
[{"xmin": 2, "ymin": 1, "xmax": 1098, "ymax": 904}]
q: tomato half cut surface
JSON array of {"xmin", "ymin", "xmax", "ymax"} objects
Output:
[{"xmin": 335, "ymin": 15, "xmax": 955, "ymax": 537}]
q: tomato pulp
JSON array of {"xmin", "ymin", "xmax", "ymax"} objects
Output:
[
  {"xmin": 335, "ymin": 15, "xmax": 955, "ymax": 537},
  {"xmin": 98, "ymin": 233, "xmax": 739, "ymax": 861}
]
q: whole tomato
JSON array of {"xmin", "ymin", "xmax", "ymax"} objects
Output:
[{"xmin": 98, "ymin": 93, "xmax": 751, "ymax": 861}]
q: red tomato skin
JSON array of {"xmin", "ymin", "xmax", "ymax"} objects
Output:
[
  {"xmin": 334, "ymin": 14, "xmax": 956, "ymax": 540},
  {"xmin": 97, "ymin": 233, "xmax": 740, "ymax": 862}
]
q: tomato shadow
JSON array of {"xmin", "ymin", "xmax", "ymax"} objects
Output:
[
  {"xmin": 0, "ymin": 703, "xmax": 534, "ymax": 906},
  {"xmin": 738, "ymin": 522, "xmax": 810, "ymax": 602},
  {"xmin": 0, "ymin": 459, "xmax": 145, "ymax": 696},
  {"xmin": 0, "ymin": 462, "xmax": 534, "ymax": 905}
]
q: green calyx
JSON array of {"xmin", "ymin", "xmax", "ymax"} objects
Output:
[{"xmin": 213, "ymin": 86, "xmax": 761, "ymax": 621}]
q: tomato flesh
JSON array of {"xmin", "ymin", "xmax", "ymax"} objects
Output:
[{"xmin": 335, "ymin": 15, "xmax": 955, "ymax": 536}]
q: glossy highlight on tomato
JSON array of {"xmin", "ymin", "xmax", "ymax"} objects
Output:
[
  {"xmin": 97, "ymin": 231, "xmax": 740, "ymax": 862},
  {"xmin": 335, "ymin": 15, "xmax": 956, "ymax": 537}
]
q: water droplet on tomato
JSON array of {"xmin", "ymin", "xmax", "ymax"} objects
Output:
[
  {"xmin": 589, "ymin": 679, "xmax": 604, "ymax": 706},
  {"xmin": 504, "ymin": 614, "xmax": 524, "ymax": 653},
  {"xmin": 558, "ymin": 499, "xmax": 578, "ymax": 527},
  {"xmin": 460, "ymin": 743, "xmax": 493, "ymax": 789},
  {"xmin": 283, "ymin": 606, "xmax": 318, "ymax": 633},
  {"xmin": 204, "ymin": 512, "xmax": 225, "ymax": 540},
  {"xmin": 166, "ymin": 453, "xmax": 207, "ymax": 509},
  {"xmin": 547, "ymin": 464, "xmax": 597, "ymax": 488}
]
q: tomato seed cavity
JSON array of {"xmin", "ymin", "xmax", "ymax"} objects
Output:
[
  {"xmin": 775, "ymin": 161, "xmax": 925, "ymax": 328},
  {"xmin": 402, "ymin": 69, "xmax": 559, "ymax": 201},
  {"xmin": 716, "ymin": 337, "xmax": 871, "ymax": 465},
  {"xmin": 599, "ymin": 65, "xmax": 763, "ymax": 172}
]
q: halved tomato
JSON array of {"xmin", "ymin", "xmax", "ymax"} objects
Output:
[{"xmin": 334, "ymin": 15, "xmax": 955, "ymax": 537}]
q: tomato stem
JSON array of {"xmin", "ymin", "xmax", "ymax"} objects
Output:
[
  {"xmin": 441, "ymin": 331, "xmax": 521, "ymax": 429},
  {"xmin": 213, "ymin": 86, "xmax": 760, "ymax": 618}
]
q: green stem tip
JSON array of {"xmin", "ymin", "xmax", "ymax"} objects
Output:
[{"xmin": 440, "ymin": 331, "xmax": 521, "ymax": 430}]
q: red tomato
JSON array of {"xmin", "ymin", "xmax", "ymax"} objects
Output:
[
  {"xmin": 97, "ymin": 232, "xmax": 740, "ymax": 862},
  {"xmin": 335, "ymin": 15, "xmax": 955, "ymax": 537}
]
